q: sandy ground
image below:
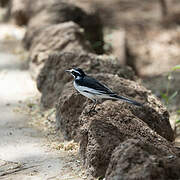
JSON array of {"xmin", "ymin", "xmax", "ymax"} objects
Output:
[{"xmin": 0, "ymin": 24, "xmax": 84, "ymax": 180}]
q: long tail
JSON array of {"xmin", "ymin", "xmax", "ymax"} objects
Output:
[{"xmin": 110, "ymin": 94, "xmax": 142, "ymax": 106}]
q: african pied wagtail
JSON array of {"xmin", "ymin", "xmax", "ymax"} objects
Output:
[{"xmin": 66, "ymin": 68, "xmax": 142, "ymax": 112}]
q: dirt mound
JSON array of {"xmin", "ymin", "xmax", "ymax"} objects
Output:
[
  {"xmin": 79, "ymin": 100, "xmax": 176, "ymax": 177},
  {"xmin": 38, "ymin": 52, "xmax": 135, "ymax": 108},
  {"xmin": 105, "ymin": 139, "xmax": 180, "ymax": 180},
  {"xmin": 28, "ymin": 22, "xmax": 92, "ymax": 80},
  {"xmin": 56, "ymin": 72, "xmax": 176, "ymax": 177},
  {"xmin": 19, "ymin": 0, "xmax": 103, "ymax": 54},
  {"xmin": 56, "ymin": 73, "xmax": 173, "ymax": 142},
  {"xmin": 56, "ymin": 82, "xmax": 86, "ymax": 140}
]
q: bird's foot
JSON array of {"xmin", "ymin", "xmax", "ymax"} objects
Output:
[{"xmin": 84, "ymin": 108, "xmax": 97, "ymax": 116}]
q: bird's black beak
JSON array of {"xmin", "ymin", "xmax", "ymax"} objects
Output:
[{"xmin": 65, "ymin": 69, "xmax": 71, "ymax": 73}]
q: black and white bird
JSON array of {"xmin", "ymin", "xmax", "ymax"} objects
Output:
[{"xmin": 66, "ymin": 68, "xmax": 142, "ymax": 112}]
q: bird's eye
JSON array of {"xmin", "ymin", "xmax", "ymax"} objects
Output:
[
  {"xmin": 71, "ymin": 71, "xmax": 78, "ymax": 77},
  {"xmin": 71, "ymin": 70, "xmax": 81, "ymax": 77}
]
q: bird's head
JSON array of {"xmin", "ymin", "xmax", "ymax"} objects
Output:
[{"xmin": 65, "ymin": 68, "xmax": 86, "ymax": 79}]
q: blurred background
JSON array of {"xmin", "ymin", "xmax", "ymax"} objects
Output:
[
  {"xmin": 0, "ymin": 0, "xmax": 180, "ymax": 179},
  {"xmin": 0, "ymin": 0, "xmax": 180, "ymax": 178},
  {"xmin": 2, "ymin": 0, "xmax": 180, "ymax": 131}
]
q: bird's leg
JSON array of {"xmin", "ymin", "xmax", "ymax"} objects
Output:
[
  {"xmin": 84, "ymin": 99, "xmax": 98, "ymax": 115},
  {"xmin": 89, "ymin": 99, "xmax": 97, "ymax": 113},
  {"xmin": 93, "ymin": 100, "xmax": 97, "ymax": 111}
]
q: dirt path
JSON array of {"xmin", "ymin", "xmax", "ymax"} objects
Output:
[{"xmin": 0, "ymin": 24, "xmax": 84, "ymax": 180}]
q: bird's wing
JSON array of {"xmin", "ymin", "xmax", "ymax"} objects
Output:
[{"xmin": 76, "ymin": 76, "xmax": 114, "ymax": 94}]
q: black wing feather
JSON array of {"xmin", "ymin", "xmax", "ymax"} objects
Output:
[{"xmin": 75, "ymin": 76, "xmax": 114, "ymax": 94}]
